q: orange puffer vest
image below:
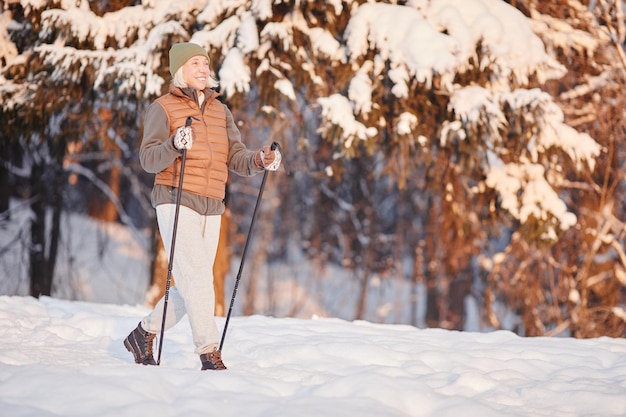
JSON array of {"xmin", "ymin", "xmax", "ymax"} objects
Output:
[{"xmin": 154, "ymin": 89, "xmax": 229, "ymax": 200}]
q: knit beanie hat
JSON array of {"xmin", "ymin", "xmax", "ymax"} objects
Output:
[{"xmin": 168, "ymin": 42, "xmax": 210, "ymax": 77}]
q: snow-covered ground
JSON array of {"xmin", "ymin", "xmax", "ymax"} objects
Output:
[{"xmin": 1, "ymin": 295, "xmax": 625, "ymax": 417}]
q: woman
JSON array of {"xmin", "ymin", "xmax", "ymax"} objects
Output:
[{"xmin": 123, "ymin": 42, "xmax": 280, "ymax": 371}]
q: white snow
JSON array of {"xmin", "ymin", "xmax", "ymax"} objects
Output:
[
  {"xmin": 219, "ymin": 47, "xmax": 251, "ymax": 97},
  {"xmin": 397, "ymin": 112, "xmax": 419, "ymax": 136},
  {"xmin": 485, "ymin": 161, "xmax": 578, "ymax": 238},
  {"xmin": 345, "ymin": 3, "xmax": 458, "ymax": 91},
  {"xmin": 1, "ymin": 295, "xmax": 626, "ymax": 417},
  {"xmin": 317, "ymin": 94, "xmax": 378, "ymax": 150},
  {"xmin": 348, "ymin": 64, "xmax": 373, "ymax": 115},
  {"xmin": 192, "ymin": 14, "xmax": 240, "ymax": 55},
  {"xmin": 308, "ymin": 27, "xmax": 345, "ymax": 61},
  {"xmin": 274, "ymin": 78, "xmax": 296, "ymax": 101}
]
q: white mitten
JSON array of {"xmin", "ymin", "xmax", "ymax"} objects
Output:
[
  {"xmin": 261, "ymin": 148, "xmax": 282, "ymax": 171},
  {"xmin": 173, "ymin": 126, "xmax": 194, "ymax": 150}
]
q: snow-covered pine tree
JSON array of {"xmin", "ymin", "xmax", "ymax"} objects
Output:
[{"xmin": 490, "ymin": 0, "xmax": 626, "ymax": 337}]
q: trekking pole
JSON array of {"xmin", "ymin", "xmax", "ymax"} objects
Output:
[
  {"xmin": 156, "ymin": 116, "xmax": 191, "ymax": 366},
  {"xmin": 219, "ymin": 141, "xmax": 279, "ymax": 351}
]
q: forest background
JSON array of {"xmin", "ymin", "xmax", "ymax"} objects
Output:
[{"xmin": 0, "ymin": 0, "xmax": 625, "ymax": 339}]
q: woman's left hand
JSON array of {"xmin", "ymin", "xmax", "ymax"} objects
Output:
[{"xmin": 255, "ymin": 145, "xmax": 282, "ymax": 171}]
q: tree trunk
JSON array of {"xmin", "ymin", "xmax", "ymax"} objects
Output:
[
  {"xmin": 29, "ymin": 161, "xmax": 51, "ymax": 297},
  {"xmin": 355, "ymin": 212, "xmax": 375, "ymax": 320},
  {"xmin": 29, "ymin": 137, "xmax": 66, "ymax": 298},
  {"xmin": 448, "ymin": 271, "xmax": 471, "ymax": 330},
  {"xmin": 46, "ymin": 137, "xmax": 67, "ymax": 289},
  {"xmin": 354, "ymin": 265, "xmax": 370, "ymax": 320},
  {"xmin": 424, "ymin": 195, "xmax": 441, "ymax": 328},
  {"xmin": 411, "ymin": 241, "xmax": 426, "ymax": 327}
]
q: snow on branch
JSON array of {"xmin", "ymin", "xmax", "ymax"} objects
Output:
[
  {"xmin": 274, "ymin": 79, "xmax": 296, "ymax": 101},
  {"xmin": 317, "ymin": 94, "xmax": 378, "ymax": 152},
  {"xmin": 34, "ymin": 40, "xmax": 168, "ymax": 99},
  {"xmin": 345, "ymin": 3, "xmax": 458, "ymax": 91},
  {"xmin": 444, "ymin": 85, "xmax": 601, "ymax": 239},
  {"xmin": 528, "ymin": 10, "xmax": 604, "ymax": 58},
  {"xmin": 309, "ymin": 27, "xmax": 346, "ymax": 62},
  {"xmin": 500, "ymin": 89, "xmax": 602, "ymax": 171},
  {"xmin": 192, "ymin": 15, "xmax": 241, "ymax": 54},
  {"xmin": 35, "ymin": 45, "xmax": 116, "ymax": 84},
  {"xmin": 442, "ymin": 86, "xmax": 507, "ymax": 145},
  {"xmin": 40, "ymin": 8, "xmax": 101, "ymax": 46},
  {"xmin": 0, "ymin": 77, "xmax": 31, "ymax": 111},
  {"xmin": 237, "ymin": 12, "xmax": 261, "ymax": 54},
  {"xmin": 485, "ymin": 159, "xmax": 578, "ymax": 241},
  {"xmin": 348, "ymin": 62, "xmax": 373, "ymax": 116},
  {"xmin": 197, "ymin": 0, "xmax": 259, "ymax": 26},
  {"xmin": 261, "ymin": 21, "xmax": 295, "ymax": 51},
  {"xmin": 445, "ymin": 86, "xmax": 601, "ymax": 172},
  {"xmin": 425, "ymin": 0, "xmax": 567, "ymax": 85},
  {"xmin": 40, "ymin": 1, "xmax": 203, "ymax": 50},
  {"xmin": 219, "ymin": 47, "xmax": 251, "ymax": 97},
  {"xmin": 346, "ymin": 0, "xmax": 566, "ymax": 96}
]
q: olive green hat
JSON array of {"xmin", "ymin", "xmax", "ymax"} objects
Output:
[{"xmin": 168, "ymin": 42, "xmax": 210, "ymax": 77}]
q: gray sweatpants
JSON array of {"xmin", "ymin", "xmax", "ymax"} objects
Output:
[{"xmin": 142, "ymin": 204, "xmax": 221, "ymax": 355}]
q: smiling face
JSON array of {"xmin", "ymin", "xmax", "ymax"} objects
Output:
[{"xmin": 181, "ymin": 55, "xmax": 210, "ymax": 91}]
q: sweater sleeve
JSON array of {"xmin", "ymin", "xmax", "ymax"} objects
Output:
[
  {"xmin": 224, "ymin": 105, "xmax": 264, "ymax": 177},
  {"xmin": 139, "ymin": 102, "xmax": 181, "ymax": 174}
]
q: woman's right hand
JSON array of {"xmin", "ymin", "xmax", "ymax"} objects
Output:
[{"xmin": 173, "ymin": 126, "xmax": 194, "ymax": 150}]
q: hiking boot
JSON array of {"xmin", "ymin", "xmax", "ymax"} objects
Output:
[
  {"xmin": 200, "ymin": 349, "xmax": 227, "ymax": 370},
  {"xmin": 124, "ymin": 323, "xmax": 157, "ymax": 365}
]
